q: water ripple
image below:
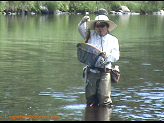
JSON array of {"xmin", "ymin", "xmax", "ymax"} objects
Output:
[
  {"xmin": 112, "ymin": 81, "xmax": 164, "ymax": 121},
  {"xmin": 141, "ymin": 63, "xmax": 151, "ymax": 66}
]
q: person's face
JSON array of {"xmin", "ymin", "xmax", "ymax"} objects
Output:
[{"xmin": 95, "ymin": 22, "xmax": 109, "ymax": 36}]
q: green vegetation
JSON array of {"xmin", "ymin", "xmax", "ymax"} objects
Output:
[{"xmin": 0, "ymin": 1, "xmax": 164, "ymax": 14}]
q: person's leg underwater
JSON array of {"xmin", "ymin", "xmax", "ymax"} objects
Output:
[{"xmin": 98, "ymin": 72, "xmax": 112, "ymax": 106}]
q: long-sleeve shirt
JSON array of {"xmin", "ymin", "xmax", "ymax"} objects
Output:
[{"xmin": 78, "ymin": 20, "xmax": 120, "ymax": 69}]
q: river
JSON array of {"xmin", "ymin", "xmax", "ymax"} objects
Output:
[{"xmin": 0, "ymin": 14, "xmax": 163, "ymax": 121}]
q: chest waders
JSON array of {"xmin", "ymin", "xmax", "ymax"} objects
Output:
[{"xmin": 85, "ymin": 70, "xmax": 112, "ymax": 107}]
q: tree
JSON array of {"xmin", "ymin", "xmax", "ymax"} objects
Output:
[{"xmin": 57, "ymin": 1, "xmax": 70, "ymax": 12}]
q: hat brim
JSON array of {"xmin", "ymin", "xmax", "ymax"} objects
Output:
[{"xmin": 87, "ymin": 20, "xmax": 117, "ymax": 32}]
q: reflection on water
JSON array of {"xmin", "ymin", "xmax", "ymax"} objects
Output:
[
  {"xmin": 84, "ymin": 106, "xmax": 111, "ymax": 121},
  {"xmin": 0, "ymin": 14, "xmax": 164, "ymax": 121}
]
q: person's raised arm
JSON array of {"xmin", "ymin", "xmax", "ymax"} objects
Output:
[{"xmin": 78, "ymin": 16, "xmax": 90, "ymax": 40}]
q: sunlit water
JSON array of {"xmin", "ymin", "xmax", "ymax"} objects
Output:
[{"xmin": 0, "ymin": 14, "xmax": 163, "ymax": 121}]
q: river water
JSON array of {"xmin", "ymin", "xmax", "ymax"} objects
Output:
[{"xmin": 0, "ymin": 14, "xmax": 163, "ymax": 121}]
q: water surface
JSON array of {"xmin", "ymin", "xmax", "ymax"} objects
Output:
[{"xmin": 0, "ymin": 14, "xmax": 163, "ymax": 121}]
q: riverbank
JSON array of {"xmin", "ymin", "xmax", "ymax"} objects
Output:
[{"xmin": 0, "ymin": 1, "xmax": 164, "ymax": 16}]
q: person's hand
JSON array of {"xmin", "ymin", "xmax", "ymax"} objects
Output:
[
  {"xmin": 80, "ymin": 16, "xmax": 90, "ymax": 26},
  {"xmin": 100, "ymin": 57, "xmax": 111, "ymax": 66},
  {"xmin": 100, "ymin": 51, "xmax": 107, "ymax": 58},
  {"xmin": 82, "ymin": 16, "xmax": 90, "ymax": 22},
  {"xmin": 100, "ymin": 57, "xmax": 107, "ymax": 66}
]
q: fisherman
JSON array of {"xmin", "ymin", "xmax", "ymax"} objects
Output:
[{"xmin": 78, "ymin": 8, "xmax": 120, "ymax": 107}]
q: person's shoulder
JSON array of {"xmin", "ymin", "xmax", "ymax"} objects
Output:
[
  {"xmin": 90, "ymin": 30, "xmax": 96, "ymax": 35},
  {"xmin": 107, "ymin": 33, "xmax": 118, "ymax": 41}
]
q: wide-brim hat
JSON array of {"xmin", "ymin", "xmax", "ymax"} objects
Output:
[{"xmin": 87, "ymin": 15, "xmax": 117, "ymax": 32}]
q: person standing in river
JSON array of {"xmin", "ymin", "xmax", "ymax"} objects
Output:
[{"xmin": 78, "ymin": 8, "xmax": 120, "ymax": 107}]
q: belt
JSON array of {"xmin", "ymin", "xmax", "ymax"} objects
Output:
[{"xmin": 88, "ymin": 67, "xmax": 111, "ymax": 73}]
